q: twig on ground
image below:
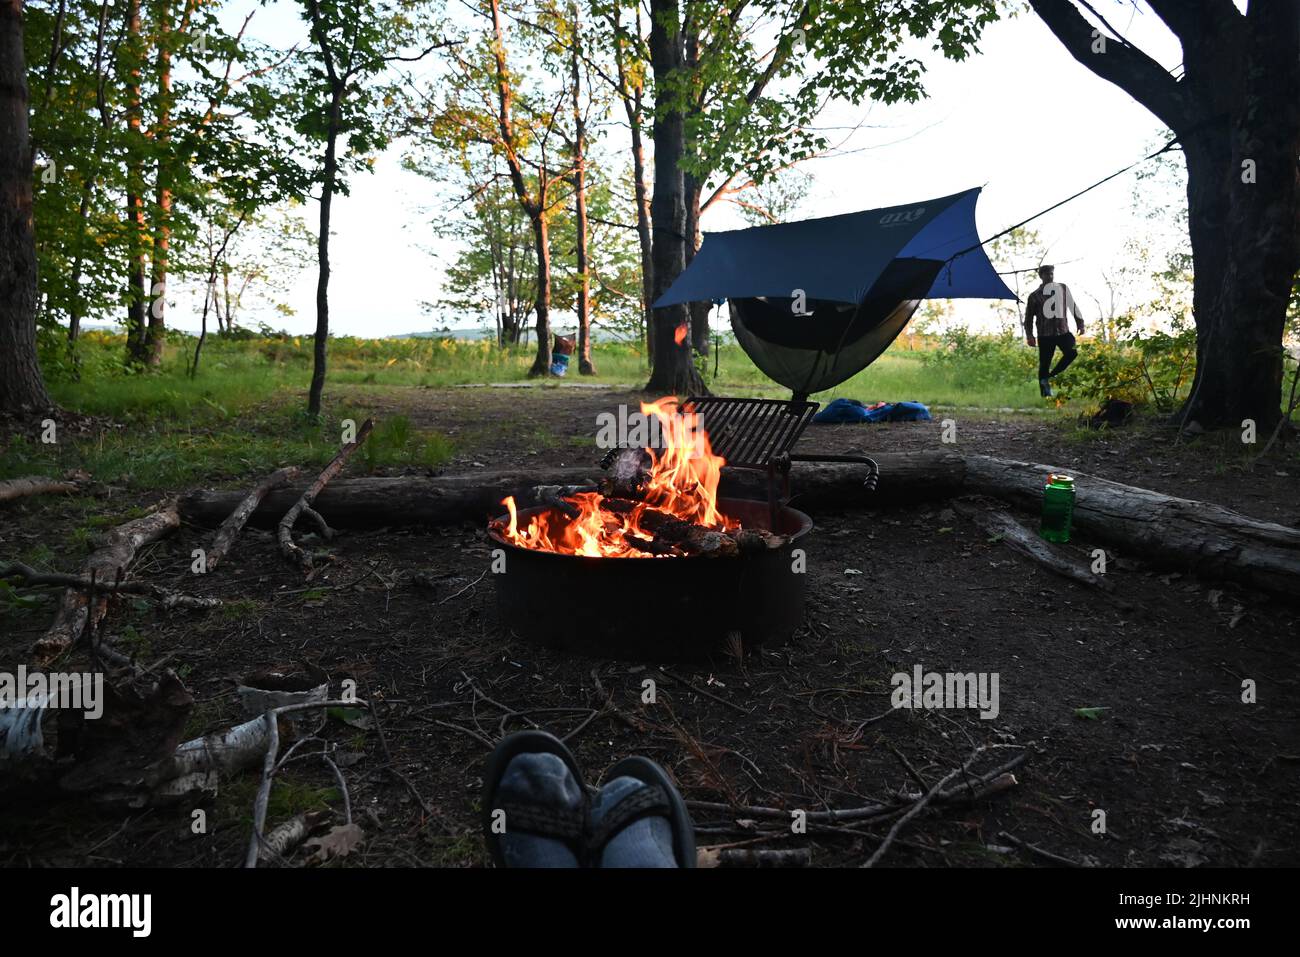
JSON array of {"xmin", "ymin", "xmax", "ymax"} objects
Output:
[
  {"xmin": 862, "ymin": 756, "xmax": 972, "ymax": 868},
  {"xmin": 245, "ymin": 698, "xmax": 370, "ymax": 869},
  {"xmin": 279, "ymin": 419, "xmax": 373, "ymax": 573},
  {"xmin": 437, "ymin": 569, "xmax": 487, "ymax": 605},
  {"xmin": 660, "ymin": 669, "xmax": 749, "ymax": 715},
  {"xmin": 369, "ymin": 694, "xmax": 444, "ymax": 826},
  {"xmin": 698, "ymin": 847, "xmax": 811, "ymax": 868},
  {"xmin": 591, "ymin": 669, "xmax": 650, "ymax": 732},
  {"xmin": 997, "ymin": 829, "xmax": 1085, "ymax": 867}
]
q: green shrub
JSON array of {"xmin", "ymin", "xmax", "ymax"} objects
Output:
[
  {"xmin": 1056, "ymin": 314, "xmax": 1195, "ymax": 412},
  {"xmin": 921, "ymin": 325, "xmax": 1037, "ymax": 389}
]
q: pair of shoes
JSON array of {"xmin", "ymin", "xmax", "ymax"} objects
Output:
[
  {"xmin": 481, "ymin": 730, "xmax": 695, "ymax": 868},
  {"xmin": 1039, "ymin": 378, "xmax": 1054, "ymax": 398}
]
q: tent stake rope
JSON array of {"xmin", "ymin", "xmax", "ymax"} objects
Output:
[{"xmin": 945, "ymin": 137, "xmax": 1181, "ymax": 269}]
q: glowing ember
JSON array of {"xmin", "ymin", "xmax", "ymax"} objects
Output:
[
  {"xmin": 494, "ymin": 397, "xmax": 739, "ymax": 558},
  {"xmin": 674, "ymin": 323, "xmax": 688, "ymax": 345}
]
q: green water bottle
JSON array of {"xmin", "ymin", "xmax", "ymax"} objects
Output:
[{"xmin": 1040, "ymin": 473, "xmax": 1075, "ymax": 543}]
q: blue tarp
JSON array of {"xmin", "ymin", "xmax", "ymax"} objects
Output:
[
  {"xmin": 812, "ymin": 399, "xmax": 933, "ymax": 424},
  {"xmin": 655, "ymin": 188, "xmax": 1016, "ymax": 307}
]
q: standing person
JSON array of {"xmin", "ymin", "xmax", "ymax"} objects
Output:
[{"xmin": 1024, "ymin": 265, "xmax": 1086, "ymax": 397}]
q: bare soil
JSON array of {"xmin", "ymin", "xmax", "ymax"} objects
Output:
[{"xmin": 2, "ymin": 385, "xmax": 1297, "ymax": 868}]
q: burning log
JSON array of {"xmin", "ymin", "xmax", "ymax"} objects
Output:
[
  {"xmin": 599, "ymin": 447, "xmax": 653, "ymax": 499},
  {"xmin": 624, "ymin": 534, "xmax": 674, "ymax": 556},
  {"xmin": 729, "ymin": 528, "xmax": 789, "ymax": 553},
  {"xmin": 533, "ymin": 484, "xmax": 595, "ymax": 519},
  {"xmin": 681, "ymin": 527, "xmax": 739, "ymax": 558}
]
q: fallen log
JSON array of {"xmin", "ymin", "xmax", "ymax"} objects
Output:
[
  {"xmin": 0, "ymin": 470, "xmax": 90, "ymax": 504},
  {"xmin": 279, "ymin": 420, "xmax": 373, "ymax": 572},
  {"xmin": 951, "ymin": 501, "xmax": 1115, "ymax": 593},
  {"xmin": 962, "ymin": 455, "xmax": 1300, "ymax": 600},
  {"xmin": 206, "ymin": 465, "xmax": 301, "ymax": 572},
  {"xmin": 178, "ymin": 452, "xmax": 1300, "ymax": 599},
  {"xmin": 30, "ymin": 502, "xmax": 181, "ymax": 667},
  {"xmin": 179, "ymin": 452, "xmax": 965, "ymax": 528}
]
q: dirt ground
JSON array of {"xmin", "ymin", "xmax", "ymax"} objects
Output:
[{"xmin": 2, "ymin": 385, "xmax": 1298, "ymax": 868}]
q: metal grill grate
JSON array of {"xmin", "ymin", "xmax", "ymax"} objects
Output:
[{"xmin": 682, "ymin": 396, "xmax": 818, "ymax": 470}]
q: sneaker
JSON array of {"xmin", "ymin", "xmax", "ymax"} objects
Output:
[{"xmin": 1039, "ymin": 378, "xmax": 1053, "ymax": 398}]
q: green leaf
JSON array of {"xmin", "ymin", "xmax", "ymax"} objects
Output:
[{"xmin": 1074, "ymin": 706, "xmax": 1108, "ymax": 720}]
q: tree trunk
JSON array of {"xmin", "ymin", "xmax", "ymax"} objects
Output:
[
  {"xmin": 123, "ymin": 0, "xmax": 149, "ymax": 367},
  {"xmin": 683, "ymin": 171, "xmax": 711, "ymax": 355},
  {"xmin": 308, "ymin": 88, "xmax": 342, "ymax": 419},
  {"xmin": 612, "ymin": 3, "xmax": 654, "ymax": 363},
  {"xmin": 489, "ymin": 0, "xmax": 550, "ymax": 377},
  {"xmin": 645, "ymin": 0, "xmax": 705, "ymax": 396},
  {"xmin": 145, "ymin": 0, "xmax": 173, "ymax": 369},
  {"xmin": 1030, "ymin": 0, "xmax": 1300, "ymax": 433},
  {"xmin": 681, "ymin": 27, "xmax": 709, "ymax": 358},
  {"xmin": 0, "ymin": 0, "xmax": 53, "ymax": 413},
  {"xmin": 631, "ymin": 123, "xmax": 654, "ymax": 363},
  {"xmin": 570, "ymin": 9, "xmax": 594, "ymax": 376},
  {"xmin": 527, "ymin": 211, "xmax": 553, "ymax": 377},
  {"xmin": 1213, "ymin": 2, "xmax": 1300, "ymax": 434}
]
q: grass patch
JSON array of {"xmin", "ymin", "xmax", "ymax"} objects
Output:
[
  {"xmin": 220, "ymin": 598, "xmax": 261, "ymax": 621},
  {"xmin": 5, "ymin": 329, "xmax": 1086, "ymax": 500},
  {"xmin": 215, "ymin": 774, "xmax": 339, "ymax": 828}
]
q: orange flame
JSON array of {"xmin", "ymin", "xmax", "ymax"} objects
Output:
[
  {"xmin": 494, "ymin": 397, "xmax": 736, "ymax": 558},
  {"xmin": 674, "ymin": 323, "xmax": 688, "ymax": 346}
]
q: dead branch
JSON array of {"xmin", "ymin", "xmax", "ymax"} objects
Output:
[
  {"xmin": 952, "ymin": 500, "xmax": 1115, "ymax": 593},
  {"xmin": 591, "ymin": 669, "xmax": 650, "ymax": 733},
  {"xmin": 659, "ymin": 669, "xmax": 749, "ymax": 715},
  {"xmin": 997, "ymin": 829, "xmax": 1085, "ymax": 867},
  {"xmin": 260, "ymin": 810, "xmax": 330, "ymax": 863},
  {"xmin": 246, "ymin": 698, "xmax": 371, "ymax": 869},
  {"xmin": 30, "ymin": 502, "xmax": 181, "ymax": 667},
  {"xmin": 206, "ymin": 466, "xmax": 301, "ymax": 571},
  {"xmin": 686, "ymin": 750, "xmax": 1026, "ymax": 829},
  {"xmin": 279, "ymin": 420, "xmax": 373, "ymax": 572},
  {"xmin": 1, "ymin": 562, "xmax": 220, "ymax": 611},
  {"xmin": 0, "ymin": 469, "xmax": 90, "ymax": 503},
  {"xmin": 698, "ymin": 847, "xmax": 811, "ymax": 868},
  {"xmin": 862, "ymin": 747, "xmax": 986, "ymax": 868},
  {"xmin": 300, "ymin": 506, "xmax": 334, "ymax": 541}
]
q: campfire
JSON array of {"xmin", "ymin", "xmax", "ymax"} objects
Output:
[
  {"xmin": 485, "ymin": 395, "xmax": 818, "ymax": 658},
  {"xmin": 493, "ymin": 397, "xmax": 786, "ymax": 559}
]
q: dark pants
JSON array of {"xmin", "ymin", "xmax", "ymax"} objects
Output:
[{"xmin": 1038, "ymin": 333, "xmax": 1078, "ymax": 380}]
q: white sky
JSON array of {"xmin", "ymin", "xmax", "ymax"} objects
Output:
[{"xmin": 162, "ymin": 1, "xmax": 1189, "ymax": 338}]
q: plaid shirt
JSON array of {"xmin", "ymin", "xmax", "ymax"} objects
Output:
[{"xmin": 1024, "ymin": 282, "xmax": 1083, "ymax": 338}]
